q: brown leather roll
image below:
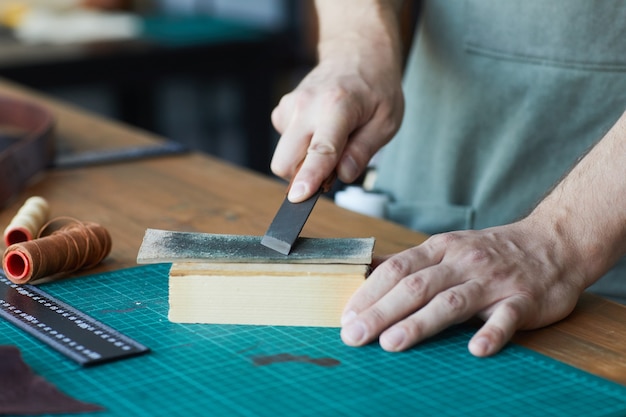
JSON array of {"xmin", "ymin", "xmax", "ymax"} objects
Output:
[{"xmin": 0, "ymin": 95, "xmax": 55, "ymax": 208}]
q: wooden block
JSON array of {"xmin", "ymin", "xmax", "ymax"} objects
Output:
[
  {"xmin": 137, "ymin": 228, "xmax": 375, "ymax": 264},
  {"xmin": 168, "ymin": 262, "xmax": 370, "ymax": 327},
  {"xmin": 136, "ymin": 229, "xmax": 375, "ymax": 327}
]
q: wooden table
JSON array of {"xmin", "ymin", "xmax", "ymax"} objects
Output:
[
  {"xmin": 1, "ymin": 78, "xmax": 625, "ymax": 386},
  {"xmin": 0, "ymin": 16, "xmax": 287, "ymax": 173}
]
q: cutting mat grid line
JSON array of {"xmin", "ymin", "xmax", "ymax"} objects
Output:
[{"xmin": 2, "ymin": 264, "xmax": 626, "ymax": 417}]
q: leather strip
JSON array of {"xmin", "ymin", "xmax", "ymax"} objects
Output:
[{"xmin": 0, "ymin": 95, "xmax": 55, "ymax": 208}]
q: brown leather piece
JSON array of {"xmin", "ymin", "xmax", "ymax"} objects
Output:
[
  {"xmin": 0, "ymin": 345, "xmax": 103, "ymax": 415},
  {"xmin": 0, "ymin": 96, "xmax": 55, "ymax": 209}
]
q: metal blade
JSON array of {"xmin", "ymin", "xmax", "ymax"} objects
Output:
[{"xmin": 260, "ymin": 188, "xmax": 322, "ymax": 255}]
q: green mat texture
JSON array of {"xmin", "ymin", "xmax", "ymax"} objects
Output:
[{"xmin": 2, "ymin": 264, "xmax": 626, "ymax": 417}]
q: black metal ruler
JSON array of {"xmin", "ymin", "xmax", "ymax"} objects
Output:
[{"xmin": 0, "ymin": 272, "xmax": 149, "ymax": 366}]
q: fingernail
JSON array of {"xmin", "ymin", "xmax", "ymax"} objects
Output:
[
  {"xmin": 381, "ymin": 327, "xmax": 406, "ymax": 351},
  {"xmin": 470, "ymin": 336, "xmax": 492, "ymax": 357},
  {"xmin": 288, "ymin": 181, "xmax": 307, "ymax": 202},
  {"xmin": 341, "ymin": 320, "xmax": 366, "ymax": 345},
  {"xmin": 341, "ymin": 310, "xmax": 357, "ymax": 325}
]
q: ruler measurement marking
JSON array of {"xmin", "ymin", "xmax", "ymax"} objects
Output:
[{"xmin": 0, "ymin": 273, "xmax": 149, "ymax": 366}]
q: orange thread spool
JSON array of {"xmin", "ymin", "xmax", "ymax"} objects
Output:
[{"xmin": 2, "ymin": 218, "xmax": 111, "ymax": 284}]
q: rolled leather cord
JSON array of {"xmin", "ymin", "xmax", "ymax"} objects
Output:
[{"xmin": 0, "ymin": 95, "xmax": 55, "ymax": 209}]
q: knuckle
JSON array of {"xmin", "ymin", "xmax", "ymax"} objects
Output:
[
  {"xmin": 402, "ymin": 319, "xmax": 426, "ymax": 342},
  {"xmin": 307, "ymin": 141, "xmax": 339, "ymax": 157},
  {"xmin": 379, "ymin": 256, "xmax": 413, "ymax": 279},
  {"xmin": 285, "ymin": 89, "xmax": 316, "ymax": 118},
  {"xmin": 270, "ymin": 107, "xmax": 283, "ymax": 130},
  {"xmin": 270, "ymin": 159, "xmax": 290, "ymax": 178},
  {"xmin": 275, "ymin": 92, "xmax": 300, "ymax": 117},
  {"xmin": 436, "ymin": 289, "xmax": 469, "ymax": 315},
  {"xmin": 464, "ymin": 248, "xmax": 491, "ymax": 265},
  {"xmin": 322, "ymin": 86, "xmax": 352, "ymax": 106},
  {"xmin": 487, "ymin": 269, "xmax": 517, "ymax": 287},
  {"xmin": 374, "ymin": 103, "xmax": 402, "ymax": 139},
  {"xmin": 275, "ymin": 92, "xmax": 291, "ymax": 109},
  {"xmin": 378, "ymin": 119, "xmax": 399, "ymax": 140},
  {"xmin": 427, "ymin": 232, "xmax": 460, "ymax": 248},
  {"xmin": 292, "ymin": 89, "xmax": 313, "ymax": 108},
  {"xmin": 401, "ymin": 273, "xmax": 428, "ymax": 299}
]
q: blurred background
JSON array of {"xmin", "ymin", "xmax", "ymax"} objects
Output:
[{"xmin": 0, "ymin": 0, "xmax": 417, "ymax": 175}]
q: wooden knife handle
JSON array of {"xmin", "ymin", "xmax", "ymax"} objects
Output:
[{"xmin": 320, "ymin": 170, "xmax": 337, "ymax": 193}]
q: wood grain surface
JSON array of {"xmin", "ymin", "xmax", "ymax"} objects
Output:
[{"xmin": 1, "ymin": 78, "xmax": 625, "ymax": 385}]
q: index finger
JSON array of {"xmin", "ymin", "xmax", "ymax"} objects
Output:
[
  {"xmin": 286, "ymin": 105, "xmax": 360, "ymax": 202},
  {"xmin": 341, "ymin": 241, "xmax": 445, "ymax": 322}
]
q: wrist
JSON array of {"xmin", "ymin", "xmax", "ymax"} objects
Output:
[
  {"xmin": 522, "ymin": 206, "xmax": 592, "ymax": 289},
  {"xmin": 525, "ymin": 188, "xmax": 626, "ymax": 289},
  {"xmin": 524, "ymin": 111, "xmax": 626, "ymax": 286}
]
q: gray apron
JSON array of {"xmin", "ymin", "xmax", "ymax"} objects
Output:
[{"xmin": 375, "ymin": 0, "xmax": 626, "ymax": 301}]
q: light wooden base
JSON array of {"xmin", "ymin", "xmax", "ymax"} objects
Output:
[{"xmin": 168, "ymin": 262, "xmax": 369, "ymax": 327}]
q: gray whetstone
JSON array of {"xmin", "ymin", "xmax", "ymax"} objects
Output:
[{"xmin": 136, "ymin": 229, "xmax": 374, "ymax": 265}]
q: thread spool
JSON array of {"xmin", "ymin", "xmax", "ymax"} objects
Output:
[
  {"xmin": 3, "ymin": 196, "xmax": 50, "ymax": 246},
  {"xmin": 2, "ymin": 217, "xmax": 112, "ymax": 284}
]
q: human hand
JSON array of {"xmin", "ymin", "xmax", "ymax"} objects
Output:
[
  {"xmin": 270, "ymin": 38, "xmax": 404, "ymax": 202},
  {"xmin": 340, "ymin": 219, "xmax": 589, "ymax": 356}
]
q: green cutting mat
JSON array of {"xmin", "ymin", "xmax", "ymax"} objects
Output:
[{"xmin": 2, "ymin": 264, "xmax": 626, "ymax": 417}]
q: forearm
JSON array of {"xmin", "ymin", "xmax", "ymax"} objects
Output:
[
  {"xmin": 527, "ymin": 110, "xmax": 626, "ymax": 285},
  {"xmin": 270, "ymin": 0, "xmax": 406, "ymax": 201},
  {"xmin": 315, "ymin": 0, "xmax": 404, "ymax": 66}
]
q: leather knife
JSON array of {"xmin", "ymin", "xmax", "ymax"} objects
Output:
[{"xmin": 261, "ymin": 171, "xmax": 335, "ymax": 255}]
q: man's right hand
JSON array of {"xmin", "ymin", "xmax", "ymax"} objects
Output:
[{"xmin": 270, "ymin": 0, "xmax": 405, "ymax": 202}]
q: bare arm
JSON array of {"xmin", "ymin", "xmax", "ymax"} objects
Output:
[
  {"xmin": 529, "ymin": 112, "xmax": 626, "ymax": 284},
  {"xmin": 340, "ymin": 110, "xmax": 626, "ymax": 356},
  {"xmin": 270, "ymin": 0, "xmax": 405, "ymax": 202}
]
